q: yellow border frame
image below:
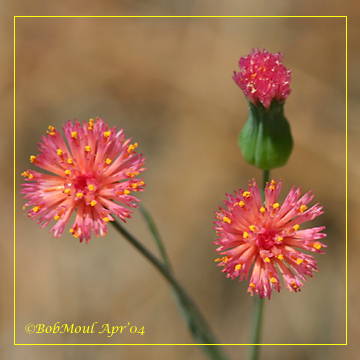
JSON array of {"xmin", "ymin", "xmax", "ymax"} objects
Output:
[{"xmin": 14, "ymin": 15, "xmax": 348, "ymax": 347}]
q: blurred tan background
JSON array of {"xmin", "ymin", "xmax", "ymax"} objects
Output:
[{"xmin": 2, "ymin": 2, "xmax": 357, "ymax": 360}]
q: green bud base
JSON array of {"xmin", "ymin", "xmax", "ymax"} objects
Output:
[{"xmin": 238, "ymin": 100, "xmax": 293, "ymax": 170}]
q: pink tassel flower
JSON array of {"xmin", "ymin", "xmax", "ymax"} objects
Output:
[
  {"xmin": 233, "ymin": 48, "xmax": 292, "ymax": 109},
  {"xmin": 214, "ymin": 180, "xmax": 326, "ymax": 299},
  {"xmin": 21, "ymin": 118, "xmax": 146, "ymax": 243}
]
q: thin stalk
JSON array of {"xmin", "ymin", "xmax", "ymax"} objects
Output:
[
  {"xmin": 246, "ymin": 169, "xmax": 270, "ymax": 360},
  {"xmin": 111, "ymin": 218, "xmax": 230, "ymax": 360}
]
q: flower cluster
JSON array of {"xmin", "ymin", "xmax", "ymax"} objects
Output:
[
  {"xmin": 233, "ymin": 48, "xmax": 291, "ymax": 109},
  {"xmin": 214, "ymin": 180, "xmax": 326, "ymax": 299},
  {"xmin": 21, "ymin": 118, "xmax": 146, "ymax": 243}
]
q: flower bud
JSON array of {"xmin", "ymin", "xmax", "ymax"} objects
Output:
[{"xmin": 238, "ymin": 100, "xmax": 293, "ymax": 170}]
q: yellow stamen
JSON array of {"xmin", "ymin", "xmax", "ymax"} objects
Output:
[
  {"xmin": 67, "ymin": 158, "xmax": 73, "ymax": 165},
  {"xmin": 103, "ymin": 131, "xmax": 111, "ymax": 138},
  {"xmin": 76, "ymin": 192, "xmax": 84, "ymax": 199},
  {"xmin": 260, "ymin": 207, "xmax": 265, "ymax": 213},
  {"xmin": 54, "ymin": 215, "xmax": 60, "ymax": 221},
  {"xmin": 47, "ymin": 126, "xmax": 56, "ymax": 136},
  {"xmin": 293, "ymin": 224, "xmax": 300, "ymax": 231},
  {"xmin": 105, "ymin": 158, "xmax": 112, "ymax": 165},
  {"xmin": 56, "ymin": 149, "xmax": 63, "ymax": 156},
  {"xmin": 242, "ymin": 191, "xmax": 251, "ymax": 198},
  {"xmin": 270, "ymin": 277, "xmax": 277, "ymax": 283},
  {"xmin": 30, "ymin": 155, "xmax": 37, "ymax": 163},
  {"xmin": 71, "ymin": 131, "xmax": 77, "ymax": 139},
  {"xmin": 313, "ymin": 242, "xmax": 322, "ymax": 250},
  {"xmin": 131, "ymin": 183, "xmax": 138, "ymax": 189},
  {"xmin": 139, "ymin": 181, "xmax": 145, "ymax": 186},
  {"xmin": 124, "ymin": 189, "xmax": 131, "ymax": 195},
  {"xmin": 90, "ymin": 200, "xmax": 97, "ymax": 206},
  {"xmin": 103, "ymin": 217, "xmax": 110, "ymax": 223},
  {"xmin": 88, "ymin": 119, "xmax": 94, "ymax": 130},
  {"xmin": 296, "ymin": 259, "xmax": 304, "ymax": 265},
  {"xmin": 64, "ymin": 170, "xmax": 71, "ymax": 176},
  {"xmin": 300, "ymin": 205, "xmax": 307, "ymax": 213},
  {"xmin": 223, "ymin": 216, "xmax": 231, "ymax": 224},
  {"xmin": 33, "ymin": 206, "xmax": 40, "ymax": 213},
  {"xmin": 264, "ymin": 257, "xmax": 271, "ymax": 263},
  {"xmin": 277, "ymin": 236, "xmax": 283, "ymax": 242},
  {"xmin": 272, "ymin": 203, "xmax": 280, "ymax": 210},
  {"xmin": 69, "ymin": 228, "xmax": 74, "ymax": 233},
  {"xmin": 85, "ymin": 145, "xmax": 91, "ymax": 152},
  {"xmin": 249, "ymin": 225, "xmax": 256, "ymax": 232},
  {"xmin": 88, "ymin": 184, "xmax": 95, "ymax": 191},
  {"xmin": 291, "ymin": 281, "xmax": 298, "ymax": 289},
  {"xmin": 249, "ymin": 283, "xmax": 255, "ymax": 288},
  {"xmin": 277, "ymin": 254, "xmax": 284, "ymax": 260},
  {"xmin": 64, "ymin": 189, "xmax": 71, "ymax": 195},
  {"xmin": 235, "ymin": 264, "xmax": 242, "ymax": 271},
  {"xmin": 127, "ymin": 143, "xmax": 138, "ymax": 153},
  {"xmin": 243, "ymin": 232, "xmax": 249, "ymax": 239},
  {"xmin": 239, "ymin": 201, "xmax": 245, "ymax": 208}
]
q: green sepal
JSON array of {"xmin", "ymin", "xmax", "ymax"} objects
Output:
[{"xmin": 238, "ymin": 100, "xmax": 293, "ymax": 170}]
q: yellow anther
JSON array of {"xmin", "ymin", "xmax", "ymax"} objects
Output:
[
  {"xmin": 67, "ymin": 158, "xmax": 73, "ymax": 164},
  {"xmin": 249, "ymin": 283, "xmax": 255, "ymax": 288},
  {"xmin": 127, "ymin": 143, "xmax": 138, "ymax": 153},
  {"xmin": 223, "ymin": 216, "xmax": 231, "ymax": 224},
  {"xmin": 90, "ymin": 200, "xmax": 97, "ymax": 207},
  {"xmin": 222, "ymin": 257, "xmax": 229, "ymax": 264},
  {"xmin": 76, "ymin": 192, "xmax": 84, "ymax": 199},
  {"xmin": 33, "ymin": 206, "xmax": 40, "ymax": 213},
  {"xmin": 270, "ymin": 277, "xmax": 277, "ymax": 283},
  {"xmin": 85, "ymin": 145, "xmax": 91, "ymax": 152},
  {"xmin": 57, "ymin": 149, "xmax": 63, "ymax": 156},
  {"xmin": 313, "ymin": 242, "xmax": 322, "ymax": 250},
  {"xmin": 296, "ymin": 259, "xmax": 304, "ymax": 265},
  {"xmin": 243, "ymin": 232, "xmax": 249, "ymax": 239},
  {"xmin": 131, "ymin": 183, "xmax": 138, "ymax": 189},
  {"xmin": 260, "ymin": 207, "xmax": 265, "ymax": 213},
  {"xmin": 139, "ymin": 181, "xmax": 145, "ymax": 186},
  {"xmin": 21, "ymin": 171, "xmax": 30, "ymax": 178},
  {"xmin": 71, "ymin": 131, "xmax": 77, "ymax": 139},
  {"xmin": 235, "ymin": 264, "xmax": 242, "ymax": 271},
  {"xmin": 88, "ymin": 119, "xmax": 94, "ymax": 130},
  {"xmin": 30, "ymin": 155, "xmax": 37, "ymax": 163},
  {"xmin": 291, "ymin": 281, "xmax": 298, "ymax": 288},
  {"xmin": 293, "ymin": 224, "xmax": 300, "ymax": 231},
  {"xmin": 300, "ymin": 205, "xmax": 307, "ymax": 213},
  {"xmin": 88, "ymin": 184, "xmax": 95, "ymax": 191},
  {"xmin": 269, "ymin": 185, "xmax": 275, "ymax": 190},
  {"xmin": 277, "ymin": 254, "xmax": 284, "ymax": 260},
  {"xmin": 277, "ymin": 236, "xmax": 283, "ymax": 242},
  {"xmin": 239, "ymin": 201, "xmax": 245, "ymax": 207},
  {"xmin": 69, "ymin": 228, "xmax": 74, "ymax": 233},
  {"xmin": 73, "ymin": 232, "xmax": 79, "ymax": 238},
  {"xmin": 105, "ymin": 158, "xmax": 112, "ymax": 165},
  {"xmin": 272, "ymin": 203, "xmax": 280, "ymax": 210},
  {"xmin": 64, "ymin": 170, "xmax": 71, "ymax": 176},
  {"xmin": 264, "ymin": 257, "xmax": 271, "ymax": 263},
  {"xmin": 124, "ymin": 189, "xmax": 131, "ymax": 195},
  {"xmin": 103, "ymin": 217, "xmax": 110, "ymax": 223},
  {"xmin": 64, "ymin": 189, "xmax": 71, "ymax": 195},
  {"xmin": 47, "ymin": 126, "xmax": 56, "ymax": 136},
  {"xmin": 249, "ymin": 225, "xmax": 256, "ymax": 232},
  {"xmin": 54, "ymin": 215, "xmax": 60, "ymax": 221},
  {"xmin": 103, "ymin": 131, "xmax": 111, "ymax": 138},
  {"xmin": 242, "ymin": 191, "xmax": 251, "ymax": 198},
  {"xmin": 215, "ymin": 258, "xmax": 222, "ymax": 262}
]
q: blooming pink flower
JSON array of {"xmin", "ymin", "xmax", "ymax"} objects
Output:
[
  {"xmin": 233, "ymin": 49, "xmax": 291, "ymax": 109},
  {"xmin": 21, "ymin": 118, "xmax": 146, "ymax": 243},
  {"xmin": 214, "ymin": 180, "xmax": 326, "ymax": 299}
]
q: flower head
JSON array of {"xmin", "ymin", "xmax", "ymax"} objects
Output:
[
  {"xmin": 21, "ymin": 118, "xmax": 146, "ymax": 243},
  {"xmin": 233, "ymin": 48, "xmax": 291, "ymax": 109},
  {"xmin": 214, "ymin": 180, "xmax": 326, "ymax": 299}
]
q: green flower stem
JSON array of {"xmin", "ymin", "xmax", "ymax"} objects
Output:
[
  {"xmin": 246, "ymin": 169, "xmax": 270, "ymax": 360},
  {"xmin": 111, "ymin": 218, "xmax": 230, "ymax": 360}
]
